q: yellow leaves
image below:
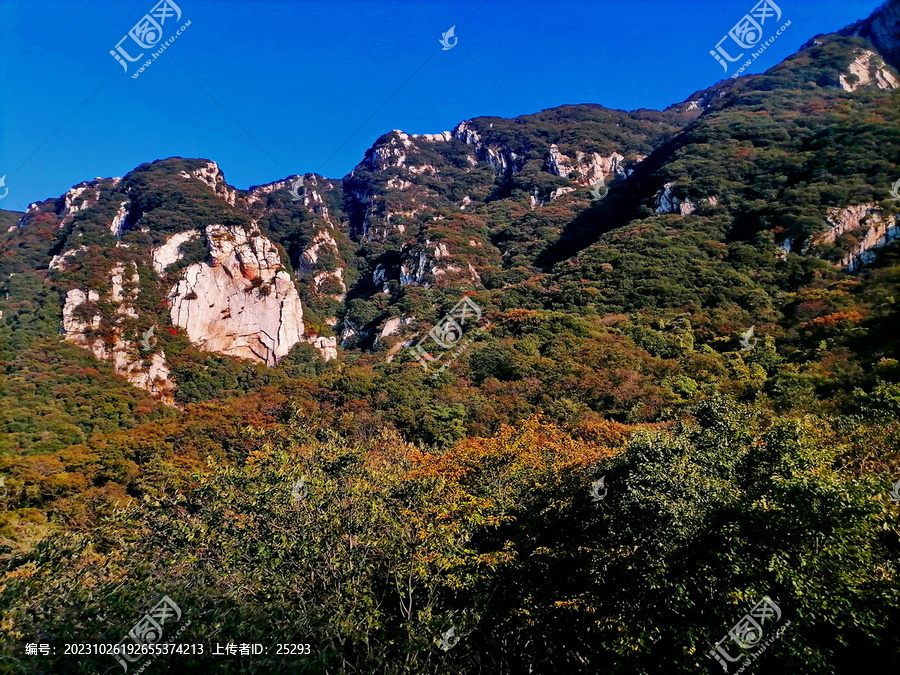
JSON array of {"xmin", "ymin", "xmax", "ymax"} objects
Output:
[
  {"xmin": 4, "ymin": 562, "xmax": 38, "ymax": 579},
  {"xmin": 245, "ymin": 447, "xmax": 275, "ymax": 465}
]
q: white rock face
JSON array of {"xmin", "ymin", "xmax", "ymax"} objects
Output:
[
  {"xmin": 549, "ymin": 186, "xmax": 577, "ymax": 202},
  {"xmin": 373, "ymin": 316, "xmax": 414, "ymax": 350},
  {"xmin": 152, "ymin": 230, "xmax": 200, "ymax": 276},
  {"xmin": 244, "ymin": 178, "xmax": 294, "ymax": 207},
  {"xmin": 49, "ymin": 245, "xmax": 88, "ymax": 271},
  {"xmin": 412, "ymin": 131, "xmax": 452, "ymax": 142},
  {"xmin": 110, "ymin": 201, "xmax": 129, "ymax": 237},
  {"xmin": 301, "ymin": 229, "xmax": 339, "ymax": 269},
  {"xmin": 110, "ymin": 262, "xmax": 140, "ymax": 318},
  {"xmin": 453, "ymin": 121, "xmax": 521, "ymax": 174},
  {"xmin": 305, "ymin": 335, "xmax": 338, "ymax": 361},
  {"xmin": 387, "ymin": 176, "xmax": 413, "ymax": 190},
  {"xmin": 400, "ymin": 249, "xmax": 430, "ymax": 285},
  {"xmin": 313, "ymin": 268, "xmax": 347, "ymax": 299},
  {"xmin": 380, "ymin": 316, "xmax": 405, "ymax": 338},
  {"xmin": 839, "ymin": 50, "xmax": 899, "ymax": 91},
  {"xmin": 179, "ymin": 161, "xmax": 237, "ymax": 205},
  {"xmin": 62, "ymin": 289, "xmax": 101, "ymax": 333},
  {"xmin": 61, "ymin": 285, "xmax": 175, "ymax": 401},
  {"xmin": 546, "ymin": 145, "xmax": 625, "ymax": 186},
  {"xmin": 655, "ymin": 182, "xmax": 695, "ymax": 215},
  {"xmin": 61, "ymin": 185, "xmax": 99, "ymax": 222},
  {"xmin": 816, "ymin": 203, "xmax": 899, "ymax": 270},
  {"xmin": 364, "ymin": 131, "xmax": 412, "ymax": 169},
  {"xmin": 168, "ymin": 223, "xmax": 305, "ymax": 366}
]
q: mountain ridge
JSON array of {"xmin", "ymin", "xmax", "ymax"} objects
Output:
[{"xmin": 2, "ymin": 0, "xmax": 900, "ymax": 406}]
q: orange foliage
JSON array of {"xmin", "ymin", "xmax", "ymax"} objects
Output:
[{"xmin": 800, "ymin": 311, "xmax": 864, "ymax": 330}]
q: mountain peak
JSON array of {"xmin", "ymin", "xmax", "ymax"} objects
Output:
[{"xmin": 841, "ymin": 0, "xmax": 900, "ymax": 68}]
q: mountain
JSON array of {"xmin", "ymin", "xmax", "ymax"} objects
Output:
[
  {"xmin": 2, "ymin": 2, "xmax": 900, "ymax": 674},
  {"xmin": 3, "ymin": 4, "xmax": 899, "ymax": 410}
]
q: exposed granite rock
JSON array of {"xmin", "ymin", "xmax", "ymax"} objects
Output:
[
  {"xmin": 178, "ymin": 161, "xmax": 237, "ymax": 206},
  {"xmin": 60, "ymin": 185, "xmax": 99, "ymax": 223},
  {"xmin": 838, "ymin": 49, "xmax": 899, "ymax": 90},
  {"xmin": 546, "ymin": 144, "xmax": 625, "ymax": 186},
  {"xmin": 841, "ymin": 0, "xmax": 900, "ymax": 70},
  {"xmin": 110, "ymin": 201, "xmax": 129, "ymax": 237},
  {"xmin": 453, "ymin": 121, "xmax": 522, "ymax": 174},
  {"xmin": 61, "ymin": 283, "xmax": 176, "ymax": 402},
  {"xmin": 815, "ymin": 203, "xmax": 900, "ymax": 270},
  {"xmin": 152, "ymin": 230, "xmax": 200, "ymax": 276},
  {"xmin": 655, "ymin": 183, "xmax": 695, "ymax": 215},
  {"xmin": 49, "ymin": 245, "xmax": 88, "ymax": 271},
  {"xmin": 168, "ymin": 223, "xmax": 305, "ymax": 366}
]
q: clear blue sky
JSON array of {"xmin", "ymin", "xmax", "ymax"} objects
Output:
[{"xmin": 0, "ymin": 0, "xmax": 885, "ymax": 211}]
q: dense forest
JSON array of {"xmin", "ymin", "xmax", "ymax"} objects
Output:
[{"xmin": 2, "ymin": 3, "xmax": 900, "ymax": 673}]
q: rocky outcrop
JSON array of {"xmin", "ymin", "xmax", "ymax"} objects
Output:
[
  {"xmin": 300, "ymin": 229, "xmax": 340, "ymax": 269},
  {"xmin": 841, "ymin": 0, "xmax": 900, "ymax": 71},
  {"xmin": 49, "ymin": 245, "xmax": 88, "ymax": 271},
  {"xmin": 110, "ymin": 262, "xmax": 139, "ymax": 317},
  {"xmin": 453, "ymin": 121, "xmax": 522, "ymax": 175},
  {"xmin": 838, "ymin": 49, "xmax": 899, "ymax": 90},
  {"xmin": 60, "ymin": 185, "xmax": 99, "ymax": 223},
  {"xmin": 168, "ymin": 223, "xmax": 305, "ymax": 366},
  {"xmin": 152, "ymin": 230, "xmax": 200, "ymax": 276},
  {"xmin": 244, "ymin": 178, "xmax": 294, "ymax": 207},
  {"xmin": 360, "ymin": 131, "xmax": 415, "ymax": 170},
  {"xmin": 304, "ymin": 335, "xmax": 338, "ymax": 361},
  {"xmin": 61, "ymin": 279, "xmax": 176, "ymax": 402},
  {"xmin": 815, "ymin": 203, "xmax": 899, "ymax": 270},
  {"xmin": 178, "ymin": 161, "xmax": 237, "ymax": 205},
  {"xmin": 655, "ymin": 183, "xmax": 695, "ymax": 215},
  {"xmin": 546, "ymin": 145, "xmax": 625, "ymax": 186},
  {"xmin": 400, "ymin": 241, "xmax": 452, "ymax": 286},
  {"xmin": 110, "ymin": 201, "xmax": 129, "ymax": 237}
]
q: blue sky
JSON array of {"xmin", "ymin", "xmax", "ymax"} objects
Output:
[{"xmin": 0, "ymin": 0, "xmax": 885, "ymax": 210}]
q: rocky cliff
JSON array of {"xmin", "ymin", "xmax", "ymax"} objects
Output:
[{"xmin": 168, "ymin": 223, "xmax": 305, "ymax": 366}]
